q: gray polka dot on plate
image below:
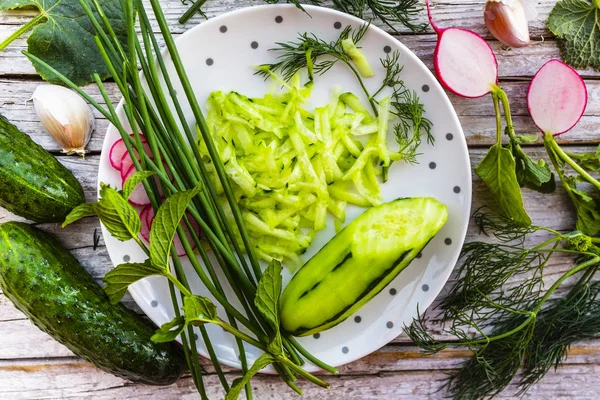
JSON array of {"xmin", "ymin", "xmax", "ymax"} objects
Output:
[
  {"xmin": 384, "ymin": 45, "xmax": 392, "ymax": 54},
  {"xmin": 220, "ymin": 25, "xmax": 227, "ymax": 33},
  {"xmin": 417, "ymin": 252, "xmax": 423, "ymax": 259},
  {"xmin": 446, "ymin": 133, "xmax": 454, "ymax": 141},
  {"xmin": 429, "ymin": 162, "xmax": 436, "ymax": 170},
  {"xmin": 454, "ymin": 186, "xmax": 461, "ymax": 194},
  {"xmin": 251, "ymin": 41, "xmax": 259, "ymax": 49},
  {"xmin": 354, "ymin": 316, "xmax": 362, "ymax": 323},
  {"xmin": 194, "ymin": 333, "xmax": 199, "ymax": 341},
  {"xmin": 422, "ymin": 84, "xmax": 430, "ymax": 92},
  {"xmin": 123, "ymin": 255, "xmax": 130, "ymax": 262},
  {"xmin": 151, "ymin": 300, "xmax": 158, "ymax": 307},
  {"xmin": 422, "ymin": 284, "xmax": 430, "ymax": 292},
  {"xmin": 389, "ymin": 288, "xmax": 397, "ymax": 295},
  {"xmin": 313, "ymin": 333, "xmax": 320, "ymax": 339},
  {"xmin": 386, "ymin": 321, "xmax": 394, "ymax": 329},
  {"xmin": 206, "ymin": 58, "xmax": 214, "ymax": 66},
  {"xmin": 334, "ymin": 21, "xmax": 342, "ymax": 29},
  {"xmin": 275, "ymin": 15, "xmax": 283, "ymax": 23},
  {"xmin": 445, "ymin": 238, "xmax": 452, "ymax": 245},
  {"xmin": 342, "ymin": 346, "xmax": 349, "ymax": 354}
]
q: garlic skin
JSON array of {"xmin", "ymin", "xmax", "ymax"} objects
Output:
[
  {"xmin": 32, "ymin": 85, "xmax": 95, "ymax": 157},
  {"xmin": 484, "ymin": 0, "xmax": 531, "ymax": 48}
]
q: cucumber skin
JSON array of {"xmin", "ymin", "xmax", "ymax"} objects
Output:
[
  {"xmin": 0, "ymin": 222, "xmax": 186, "ymax": 385},
  {"xmin": 0, "ymin": 114, "xmax": 84, "ymax": 222}
]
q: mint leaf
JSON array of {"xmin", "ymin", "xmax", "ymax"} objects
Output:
[
  {"xmin": 225, "ymin": 353, "xmax": 276, "ymax": 400},
  {"xmin": 62, "ymin": 203, "xmax": 96, "ymax": 227},
  {"xmin": 150, "ymin": 184, "xmax": 201, "ymax": 268},
  {"xmin": 255, "ymin": 260, "xmax": 284, "ymax": 354},
  {"xmin": 103, "ymin": 260, "xmax": 166, "ymax": 304},
  {"xmin": 151, "ymin": 316, "xmax": 186, "ymax": 343},
  {"xmin": 183, "ymin": 295, "xmax": 218, "ymax": 325},
  {"xmin": 475, "ymin": 144, "xmax": 531, "ymax": 226},
  {"xmin": 548, "ymin": 0, "xmax": 600, "ymax": 70},
  {"xmin": 1, "ymin": 0, "xmax": 126, "ymax": 86},
  {"xmin": 123, "ymin": 171, "xmax": 156, "ymax": 200},
  {"xmin": 98, "ymin": 185, "xmax": 141, "ymax": 241}
]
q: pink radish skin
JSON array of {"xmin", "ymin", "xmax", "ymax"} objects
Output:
[
  {"xmin": 527, "ymin": 59, "xmax": 588, "ymax": 136},
  {"xmin": 122, "ymin": 165, "xmax": 152, "ymax": 206},
  {"xmin": 427, "ymin": 0, "xmax": 499, "ymax": 98},
  {"xmin": 109, "ymin": 134, "xmax": 147, "ymax": 171},
  {"xmin": 144, "ymin": 206, "xmax": 199, "ymax": 257},
  {"xmin": 140, "ymin": 205, "xmax": 151, "ymax": 242}
]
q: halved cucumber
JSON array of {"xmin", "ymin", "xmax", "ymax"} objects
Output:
[{"xmin": 279, "ymin": 197, "xmax": 448, "ymax": 336}]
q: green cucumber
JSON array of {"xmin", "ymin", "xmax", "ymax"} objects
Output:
[
  {"xmin": 0, "ymin": 113, "xmax": 84, "ymax": 222},
  {"xmin": 0, "ymin": 222, "xmax": 186, "ymax": 385},
  {"xmin": 280, "ymin": 198, "xmax": 448, "ymax": 336}
]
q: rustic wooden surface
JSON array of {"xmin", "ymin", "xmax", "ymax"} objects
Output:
[{"xmin": 1, "ymin": 0, "xmax": 599, "ymax": 399}]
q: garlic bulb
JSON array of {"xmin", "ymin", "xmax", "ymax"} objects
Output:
[
  {"xmin": 484, "ymin": 0, "xmax": 531, "ymax": 48},
  {"xmin": 32, "ymin": 85, "xmax": 95, "ymax": 156}
]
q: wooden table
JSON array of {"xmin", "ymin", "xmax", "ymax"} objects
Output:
[{"xmin": 1, "ymin": 1, "xmax": 599, "ymax": 398}]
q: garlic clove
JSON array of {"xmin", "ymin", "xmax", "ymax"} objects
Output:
[
  {"xmin": 32, "ymin": 84, "xmax": 95, "ymax": 157},
  {"xmin": 484, "ymin": 0, "xmax": 531, "ymax": 48}
]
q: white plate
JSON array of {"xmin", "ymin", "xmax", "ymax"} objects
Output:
[{"xmin": 98, "ymin": 4, "xmax": 471, "ymax": 372}]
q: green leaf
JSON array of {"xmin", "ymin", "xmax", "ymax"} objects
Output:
[
  {"xmin": 1, "ymin": 0, "xmax": 126, "ymax": 85},
  {"xmin": 513, "ymin": 134, "xmax": 540, "ymax": 144},
  {"xmin": 568, "ymin": 145, "xmax": 600, "ymax": 171},
  {"xmin": 566, "ymin": 178, "xmax": 600, "ymax": 236},
  {"xmin": 150, "ymin": 184, "xmax": 202, "ymax": 268},
  {"xmin": 225, "ymin": 353, "xmax": 276, "ymax": 400},
  {"xmin": 62, "ymin": 203, "xmax": 96, "ymax": 227},
  {"xmin": 183, "ymin": 295, "xmax": 218, "ymax": 325},
  {"xmin": 517, "ymin": 157, "xmax": 556, "ymax": 194},
  {"xmin": 103, "ymin": 260, "xmax": 166, "ymax": 304},
  {"xmin": 97, "ymin": 185, "xmax": 141, "ymax": 241},
  {"xmin": 547, "ymin": 0, "xmax": 600, "ymax": 71},
  {"xmin": 475, "ymin": 144, "xmax": 531, "ymax": 226},
  {"xmin": 123, "ymin": 171, "xmax": 156, "ymax": 200},
  {"xmin": 255, "ymin": 260, "xmax": 284, "ymax": 354},
  {"xmin": 151, "ymin": 316, "xmax": 186, "ymax": 343}
]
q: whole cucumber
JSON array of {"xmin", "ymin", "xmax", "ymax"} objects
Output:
[
  {"xmin": 280, "ymin": 198, "xmax": 448, "ymax": 336},
  {"xmin": 0, "ymin": 222, "xmax": 186, "ymax": 385},
  {"xmin": 0, "ymin": 113, "xmax": 84, "ymax": 222}
]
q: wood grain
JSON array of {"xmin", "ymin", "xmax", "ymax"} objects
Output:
[{"xmin": 1, "ymin": 0, "xmax": 599, "ymax": 398}]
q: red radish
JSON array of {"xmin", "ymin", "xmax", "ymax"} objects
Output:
[
  {"xmin": 527, "ymin": 59, "xmax": 587, "ymax": 136},
  {"xmin": 119, "ymin": 140, "xmax": 153, "ymax": 181},
  {"xmin": 109, "ymin": 134, "xmax": 148, "ymax": 171},
  {"xmin": 426, "ymin": 0, "xmax": 499, "ymax": 98},
  {"xmin": 122, "ymin": 165, "xmax": 152, "ymax": 206},
  {"xmin": 140, "ymin": 205, "xmax": 151, "ymax": 241},
  {"xmin": 144, "ymin": 206, "xmax": 200, "ymax": 257}
]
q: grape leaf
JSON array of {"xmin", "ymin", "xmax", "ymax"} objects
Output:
[
  {"xmin": 0, "ymin": 0, "xmax": 126, "ymax": 86},
  {"xmin": 547, "ymin": 0, "xmax": 600, "ymax": 71}
]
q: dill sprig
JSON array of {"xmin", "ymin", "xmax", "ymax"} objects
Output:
[{"xmin": 405, "ymin": 209, "xmax": 600, "ymax": 400}]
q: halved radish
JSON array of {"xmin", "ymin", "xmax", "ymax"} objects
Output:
[
  {"xmin": 109, "ymin": 134, "xmax": 148, "ymax": 171},
  {"xmin": 527, "ymin": 59, "xmax": 588, "ymax": 136},
  {"xmin": 427, "ymin": 0, "xmax": 498, "ymax": 98},
  {"xmin": 144, "ymin": 206, "xmax": 200, "ymax": 257},
  {"xmin": 122, "ymin": 165, "xmax": 152, "ymax": 206}
]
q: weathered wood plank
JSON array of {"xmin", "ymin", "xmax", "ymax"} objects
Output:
[{"xmin": 1, "ymin": 357, "xmax": 600, "ymax": 399}]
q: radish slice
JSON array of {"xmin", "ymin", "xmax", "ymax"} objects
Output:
[
  {"xmin": 144, "ymin": 207, "xmax": 199, "ymax": 257},
  {"xmin": 527, "ymin": 59, "xmax": 588, "ymax": 136},
  {"xmin": 109, "ymin": 134, "xmax": 148, "ymax": 171},
  {"xmin": 427, "ymin": 0, "xmax": 498, "ymax": 98},
  {"xmin": 140, "ymin": 205, "xmax": 151, "ymax": 242},
  {"xmin": 122, "ymin": 165, "xmax": 152, "ymax": 206},
  {"xmin": 119, "ymin": 140, "xmax": 153, "ymax": 181}
]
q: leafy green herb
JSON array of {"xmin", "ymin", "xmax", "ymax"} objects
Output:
[
  {"xmin": 103, "ymin": 260, "xmax": 166, "ymax": 304},
  {"xmin": 226, "ymin": 353, "xmax": 277, "ymax": 400},
  {"xmin": 184, "ymin": 294, "xmax": 219, "ymax": 325},
  {"xmin": 255, "ymin": 261, "xmax": 284, "ymax": 355},
  {"xmin": 548, "ymin": 0, "xmax": 600, "ymax": 71},
  {"xmin": 475, "ymin": 144, "xmax": 531, "ymax": 226},
  {"xmin": 405, "ymin": 209, "xmax": 600, "ymax": 399},
  {"xmin": 151, "ymin": 316, "xmax": 187, "ymax": 343},
  {"xmin": 123, "ymin": 171, "xmax": 157, "ymax": 200},
  {"xmin": 149, "ymin": 184, "xmax": 202, "ymax": 269},
  {"xmin": 0, "ymin": 0, "xmax": 126, "ymax": 85}
]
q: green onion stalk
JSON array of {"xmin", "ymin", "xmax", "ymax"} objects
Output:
[{"xmin": 26, "ymin": 0, "xmax": 337, "ymax": 398}]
